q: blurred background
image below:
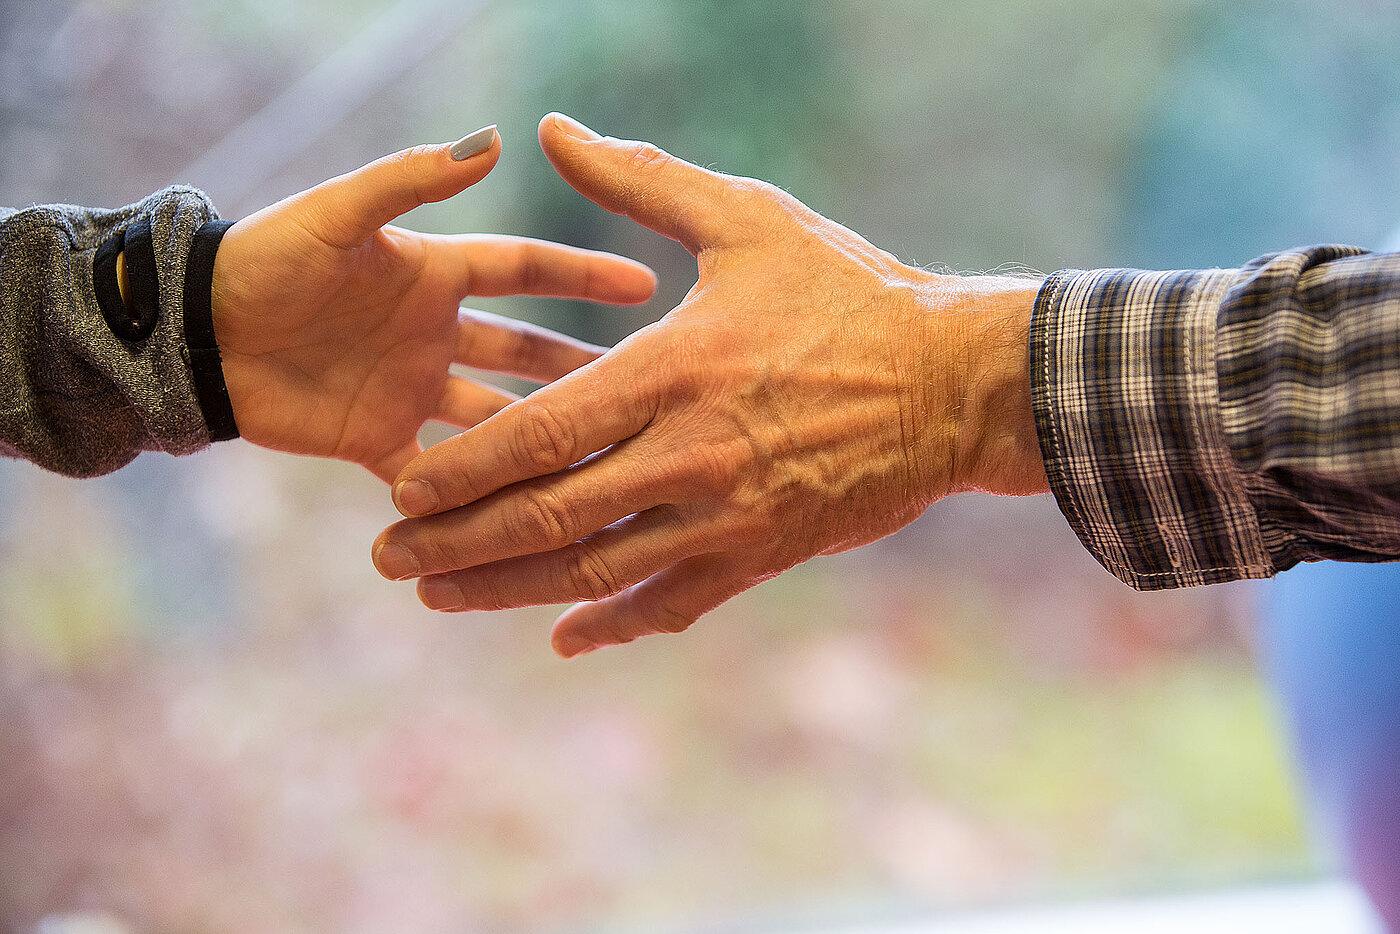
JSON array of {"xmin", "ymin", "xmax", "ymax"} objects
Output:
[{"xmin": 2, "ymin": 0, "xmax": 1399, "ymax": 932}]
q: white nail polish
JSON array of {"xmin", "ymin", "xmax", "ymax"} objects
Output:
[{"xmin": 450, "ymin": 124, "xmax": 497, "ymax": 160}]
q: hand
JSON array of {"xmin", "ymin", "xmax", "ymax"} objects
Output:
[
  {"xmin": 374, "ymin": 114, "xmax": 1048, "ymax": 656},
  {"xmin": 210, "ymin": 127, "xmax": 657, "ymax": 482}
]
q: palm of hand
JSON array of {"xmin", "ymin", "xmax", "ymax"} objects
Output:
[
  {"xmin": 203, "ymin": 139, "xmax": 656, "ymax": 483},
  {"xmin": 214, "ymin": 205, "xmax": 459, "ymax": 480}
]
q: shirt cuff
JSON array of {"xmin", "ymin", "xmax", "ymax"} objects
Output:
[
  {"xmin": 88, "ymin": 195, "xmax": 240, "ymax": 449},
  {"xmin": 1030, "ymin": 266, "xmax": 1274, "ymax": 589}
]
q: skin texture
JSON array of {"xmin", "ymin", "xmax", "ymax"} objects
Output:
[
  {"xmin": 208, "ymin": 131, "xmax": 658, "ymax": 482},
  {"xmin": 374, "ymin": 114, "xmax": 1048, "ymax": 656}
]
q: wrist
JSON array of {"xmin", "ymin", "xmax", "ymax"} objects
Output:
[{"xmin": 915, "ymin": 273, "xmax": 1049, "ymax": 497}]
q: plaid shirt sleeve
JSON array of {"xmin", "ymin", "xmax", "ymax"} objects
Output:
[{"xmin": 1031, "ymin": 245, "xmax": 1400, "ymax": 590}]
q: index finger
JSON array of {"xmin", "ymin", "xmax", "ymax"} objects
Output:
[
  {"xmin": 445, "ymin": 234, "xmax": 657, "ymax": 304},
  {"xmin": 392, "ymin": 357, "xmax": 657, "ymax": 517}
]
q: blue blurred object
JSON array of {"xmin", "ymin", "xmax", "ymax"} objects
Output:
[
  {"xmin": 1129, "ymin": 7, "xmax": 1400, "ymax": 922},
  {"xmin": 1261, "ymin": 560, "xmax": 1400, "ymax": 931}
]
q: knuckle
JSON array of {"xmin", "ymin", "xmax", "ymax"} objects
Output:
[
  {"xmin": 648, "ymin": 603, "xmax": 695, "ymax": 635},
  {"xmin": 725, "ymin": 177, "xmax": 805, "ymax": 239},
  {"xmin": 475, "ymin": 575, "xmax": 512, "ymax": 611},
  {"xmin": 413, "ymin": 531, "xmax": 472, "ymax": 576},
  {"xmin": 370, "ymin": 148, "xmax": 413, "ymax": 180},
  {"xmin": 507, "ymin": 488, "xmax": 576, "ymax": 550},
  {"xmin": 496, "ymin": 326, "xmax": 533, "ymax": 371},
  {"xmin": 616, "ymin": 144, "xmax": 676, "ymax": 212},
  {"xmin": 729, "ymin": 176, "xmax": 791, "ymax": 211},
  {"xmin": 688, "ymin": 435, "xmax": 760, "ymax": 500},
  {"xmin": 653, "ymin": 326, "xmax": 715, "ymax": 404},
  {"xmin": 389, "ymin": 145, "xmax": 435, "ymax": 192},
  {"xmin": 593, "ymin": 615, "xmax": 641, "ymax": 647},
  {"xmin": 688, "ymin": 442, "xmax": 744, "ymax": 496},
  {"xmin": 625, "ymin": 142, "xmax": 673, "ymax": 177},
  {"xmin": 397, "ymin": 144, "xmax": 438, "ymax": 167},
  {"xmin": 563, "ymin": 543, "xmax": 625, "ymax": 602},
  {"xmin": 511, "ymin": 400, "xmax": 577, "ymax": 473},
  {"xmin": 594, "ymin": 626, "xmax": 637, "ymax": 649},
  {"xmin": 516, "ymin": 245, "xmax": 545, "ymax": 293},
  {"xmin": 728, "ymin": 176, "xmax": 774, "ymax": 201},
  {"xmin": 446, "ymin": 571, "xmax": 506, "ymax": 611}
]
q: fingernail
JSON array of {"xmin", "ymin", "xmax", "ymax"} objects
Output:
[
  {"xmin": 420, "ymin": 576, "xmax": 465, "ymax": 611},
  {"xmin": 555, "ymin": 634, "xmax": 600, "ymax": 658},
  {"xmin": 373, "ymin": 542, "xmax": 419, "ymax": 581},
  {"xmin": 549, "ymin": 113, "xmax": 601, "ymax": 141},
  {"xmin": 394, "ymin": 479, "xmax": 439, "ymax": 516},
  {"xmin": 450, "ymin": 124, "xmax": 497, "ymax": 161}
]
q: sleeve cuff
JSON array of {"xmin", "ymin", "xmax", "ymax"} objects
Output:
[
  {"xmin": 89, "ymin": 204, "xmax": 239, "ymax": 448},
  {"xmin": 1030, "ymin": 266, "xmax": 1273, "ymax": 589}
]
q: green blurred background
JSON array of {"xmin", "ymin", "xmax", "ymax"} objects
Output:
[{"xmin": 1, "ymin": 0, "xmax": 1398, "ymax": 931}]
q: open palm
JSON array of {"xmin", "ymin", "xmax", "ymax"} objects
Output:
[{"xmin": 208, "ymin": 131, "xmax": 656, "ymax": 481}]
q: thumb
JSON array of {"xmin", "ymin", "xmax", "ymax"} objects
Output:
[
  {"xmin": 538, "ymin": 113, "xmax": 742, "ymax": 255},
  {"xmin": 302, "ymin": 125, "xmax": 501, "ymax": 249}
]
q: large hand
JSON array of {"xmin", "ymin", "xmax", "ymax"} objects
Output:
[
  {"xmin": 210, "ymin": 127, "xmax": 657, "ymax": 482},
  {"xmin": 374, "ymin": 114, "xmax": 1048, "ymax": 655}
]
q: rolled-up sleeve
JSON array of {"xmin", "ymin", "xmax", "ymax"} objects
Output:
[{"xmin": 1031, "ymin": 246, "xmax": 1400, "ymax": 589}]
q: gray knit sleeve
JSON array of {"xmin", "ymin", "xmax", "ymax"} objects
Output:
[{"xmin": 0, "ymin": 186, "xmax": 223, "ymax": 477}]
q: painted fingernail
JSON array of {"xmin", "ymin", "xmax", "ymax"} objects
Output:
[
  {"xmin": 549, "ymin": 113, "xmax": 601, "ymax": 141},
  {"xmin": 394, "ymin": 479, "xmax": 439, "ymax": 516},
  {"xmin": 450, "ymin": 124, "xmax": 497, "ymax": 161},
  {"xmin": 419, "ymin": 576, "xmax": 465, "ymax": 611},
  {"xmin": 373, "ymin": 542, "xmax": 419, "ymax": 581},
  {"xmin": 555, "ymin": 634, "xmax": 600, "ymax": 658}
]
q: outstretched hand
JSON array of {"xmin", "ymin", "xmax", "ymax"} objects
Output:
[
  {"xmin": 210, "ymin": 127, "xmax": 657, "ymax": 482},
  {"xmin": 374, "ymin": 114, "xmax": 1048, "ymax": 656}
]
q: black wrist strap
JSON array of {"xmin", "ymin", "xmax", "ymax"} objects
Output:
[
  {"xmin": 92, "ymin": 232, "xmax": 127, "ymax": 335},
  {"xmin": 93, "ymin": 217, "xmax": 159, "ymax": 342},
  {"xmin": 183, "ymin": 219, "xmax": 240, "ymax": 442}
]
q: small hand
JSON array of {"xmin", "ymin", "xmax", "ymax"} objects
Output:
[
  {"xmin": 210, "ymin": 127, "xmax": 657, "ymax": 482},
  {"xmin": 375, "ymin": 114, "xmax": 1047, "ymax": 655}
]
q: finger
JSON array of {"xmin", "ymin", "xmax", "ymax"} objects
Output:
[
  {"xmin": 366, "ymin": 440, "xmax": 424, "ymax": 486},
  {"xmin": 434, "ymin": 374, "xmax": 519, "ymax": 429},
  {"xmin": 392, "ymin": 358, "xmax": 657, "ymax": 517},
  {"xmin": 446, "ymin": 235, "xmax": 657, "ymax": 304},
  {"xmin": 538, "ymin": 112, "xmax": 744, "ymax": 254},
  {"xmin": 413, "ymin": 506, "xmax": 699, "ymax": 612},
  {"xmin": 302, "ymin": 126, "xmax": 501, "ymax": 249},
  {"xmin": 549, "ymin": 553, "xmax": 754, "ymax": 658},
  {"xmin": 456, "ymin": 308, "xmax": 605, "ymax": 382},
  {"xmin": 375, "ymin": 436, "xmax": 680, "ymax": 578}
]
